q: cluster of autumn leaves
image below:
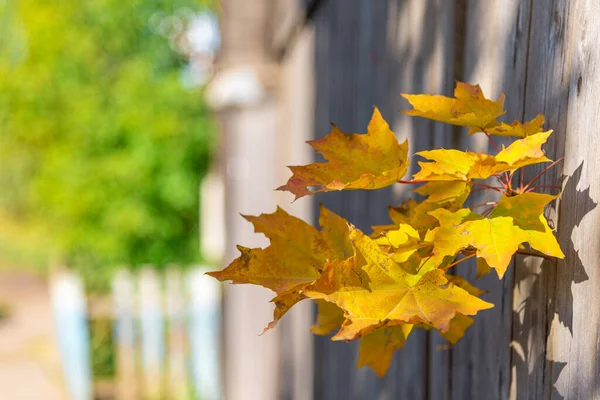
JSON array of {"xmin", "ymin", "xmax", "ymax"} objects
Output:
[{"xmin": 208, "ymin": 82, "xmax": 565, "ymax": 377}]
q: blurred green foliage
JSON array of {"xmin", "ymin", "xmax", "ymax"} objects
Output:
[
  {"xmin": 0, "ymin": 0, "xmax": 216, "ymax": 279},
  {"xmin": 89, "ymin": 317, "xmax": 116, "ymax": 379}
]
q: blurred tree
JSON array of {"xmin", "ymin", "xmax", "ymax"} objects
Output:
[{"xmin": 0, "ymin": 0, "xmax": 216, "ymax": 279}]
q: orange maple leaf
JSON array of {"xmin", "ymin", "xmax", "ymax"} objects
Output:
[{"xmin": 278, "ymin": 108, "xmax": 409, "ymax": 199}]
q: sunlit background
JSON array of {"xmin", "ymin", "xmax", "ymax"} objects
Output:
[
  {"xmin": 1, "ymin": 1, "xmax": 222, "ymax": 399},
  {"xmin": 3, "ymin": 0, "xmax": 591, "ymax": 399}
]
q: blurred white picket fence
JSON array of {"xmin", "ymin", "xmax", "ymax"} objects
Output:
[{"xmin": 49, "ymin": 266, "xmax": 222, "ymax": 400}]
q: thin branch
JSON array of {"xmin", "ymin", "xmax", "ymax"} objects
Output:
[
  {"xmin": 470, "ymin": 181, "xmax": 504, "ymax": 193},
  {"xmin": 442, "ymin": 253, "xmax": 476, "ymax": 271},
  {"xmin": 519, "ymin": 167, "xmax": 525, "ymax": 189},
  {"xmin": 515, "ymin": 248, "xmax": 558, "ymax": 260},
  {"xmin": 521, "ymin": 157, "xmax": 565, "ymax": 192},
  {"xmin": 397, "ymin": 179, "xmax": 426, "ymax": 184},
  {"xmin": 482, "ymin": 129, "xmax": 500, "ymax": 153},
  {"xmin": 525, "ymin": 185, "xmax": 562, "ymax": 193},
  {"xmin": 472, "ymin": 201, "xmax": 498, "ymax": 209},
  {"xmin": 471, "ymin": 186, "xmax": 503, "ymax": 194},
  {"xmin": 482, "ymin": 206, "xmax": 495, "ymax": 216},
  {"xmin": 481, "ymin": 127, "xmax": 513, "ymax": 188},
  {"xmin": 504, "ymin": 171, "xmax": 514, "ymax": 192}
]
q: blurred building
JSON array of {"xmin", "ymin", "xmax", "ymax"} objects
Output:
[{"xmin": 205, "ymin": 1, "xmax": 316, "ymax": 400}]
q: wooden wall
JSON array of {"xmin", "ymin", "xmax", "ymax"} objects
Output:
[{"xmin": 274, "ymin": 0, "xmax": 599, "ymax": 399}]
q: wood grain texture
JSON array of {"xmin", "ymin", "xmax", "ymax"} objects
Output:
[
  {"xmin": 547, "ymin": 1, "xmax": 600, "ymax": 398},
  {"xmin": 269, "ymin": 0, "xmax": 599, "ymax": 399},
  {"xmin": 449, "ymin": 2, "xmax": 533, "ymax": 399},
  {"xmin": 309, "ymin": 1, "xmax": 456, "ymax": 399},
  {"xmin": 509, "ymin": 1, "xmax": 571, "ymax": 398}
]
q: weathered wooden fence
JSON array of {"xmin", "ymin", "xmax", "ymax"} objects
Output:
[
  {"xmin": 211, "ymin": 0, "xmax": 598, "ymax": 398},
  {"xmin": 295, "ymin": 1, "xmax": 599, "ymax": 399},
  {"xmin": 50, "ymin": 267, "xmax": 222, "ymax": 400}
]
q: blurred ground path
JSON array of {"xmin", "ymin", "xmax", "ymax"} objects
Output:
[{"xmin": 0, "ymin": 271, "xmax": 66, "ymax": 400}]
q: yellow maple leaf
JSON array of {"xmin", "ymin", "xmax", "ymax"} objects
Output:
[
  {"xmin": 371, "ymin": 181, "xmax": 471, "ymax": 237},
  {"xmin": 403, "ymin": 81, "xmax": 550, "ymax": 140},
  {"xmin": 207, "ymin": 205, "xmax": 352, "ymax": 332},
  {"xmin": 413, "ymin": 131, "xmax": 553, "ymax": 182},
  {"xmin": 428, "ymin": 209, "xmax": 525, "ymax": 278},
  {"xmin": 447, "ymin": 275, "xmax": 486, "ymax": 296},
  {"xmin": 357, "ymin": 323, "xmax": 414, "ymax": 377},
  {"xmin": 356, "ymin": 310, "xmax": 475, "ymax": 377},
  {"xmin": 476, "ymin": 258, "xmax": 492, "ymax": 278},
  {"xmin": 304, "ymin": 227, "xmax": 493, "ymax": 338},
  {"xmin": 207, "ymin": 208, "xmax": 323, "ymax": 293},
  {"xmin": 402, "ymin": 82, "xmax": 505, "ymax": 128},
  {"xmin": 310, "ymin": 300, "xmax": 346, "ymax": 335},
  {"xmin": 437, "ymin": 313, "xmax": 474, "ymax": 344},
  {"xmin": 469, "ymin": 114, "xmax": 545, "ymax": 137},
  {"xmin": 494, "ymin": 130, "xmax": 552, "ymax": 170},
  {"xmin": 489, "ymin": 192, "xmax": 564, "ymax": 259},
  {"xmin": 428, "ymin": 195, "xmax": 564, "ymax": 279},
  {"xmin": 278, "ymin": 108, "xmax": 409, "ymax": 199},
  {"xmin": 373, "ymin": 223, "xmax": 422, "ymax": 263}
]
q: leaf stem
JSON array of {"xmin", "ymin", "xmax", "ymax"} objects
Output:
[
  {"xmin": 481, "ymin": 128, "xmax": 500, "ymax": 153},
  {"xmin": 471, "ymin": 187, "xmax": 503, "ymax": 194},
  {"xmin": 519, "ymin": 167, "xmax": 525, "ymax": 189},
  {"xmin": 521, "ymin": 157, "xmax": 565, "ymax": 192},
  {"xmin": 515, "ymin": 248, "xmax": 558, "ymax": 260},
  {"xmin": 482, "ymin": 206, "xmax": 495, "ymax": 216},
  {"xmin": 441, "ymin": 253, "xmax": 476, "ymax": 271},
  {"xmin": 471, "ymin": 201, "xmax": 497, "ymax": 209},
  {"xmin": 481, "ymin": 127, "xmax": 513, "ymax": 189},
  {"xmin": 525, "ymin": 185, "xmax": 562, "ymax": 192},
  {"xmin": 470, "ymin": 181, "xmax": 504, "ymax": 193}
]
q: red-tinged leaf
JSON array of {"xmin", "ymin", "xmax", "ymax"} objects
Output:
[
  {"xmin": 208, "ymin": 205, "xmax": 354, "ymax": 333},
  {"xmin": 278, "ymin": 108, "xmax": 409, "ymax": 199}
]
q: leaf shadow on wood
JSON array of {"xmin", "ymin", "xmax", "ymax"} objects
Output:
[{"xmin": 511, "ymin": 162, "xmax": 597, "ymax": 399}]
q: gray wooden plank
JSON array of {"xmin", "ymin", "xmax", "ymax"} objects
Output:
[
  {"xmin": 424, "ymin": 1, "xmax": 458, "ymax": 398},
  {"xmin": 546, "ymin": 1, "xmax": 600, "ymax": 399},
  {"xmin": 509, "ymin": 1, "xmax": 572, "ymax": 398},
  {"xmin": 310, "ymin": 0, "xmax": 458, "ymax": 398},
  {"xmin": 451, "ymin": 1, "xmax": 534, "ymax": 399},
  {"xmin": 285, "ymin": 1, "xmax": 600, "ymax": 399},
  {"xmin": 312, "ymin": 3, "xmax": 362, "ymax": 398}
]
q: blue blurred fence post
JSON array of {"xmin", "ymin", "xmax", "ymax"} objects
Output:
[
  {"xmin": 139, "ymin": 266, "xmax": 165, "ymax": 399},
  {"xmin": 188, "ymin": 266, "xmax": 222, "ymax": 400},
  {"xmin": 50, "ymin": 270, "xmax": 92, "ymax": 400}
]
